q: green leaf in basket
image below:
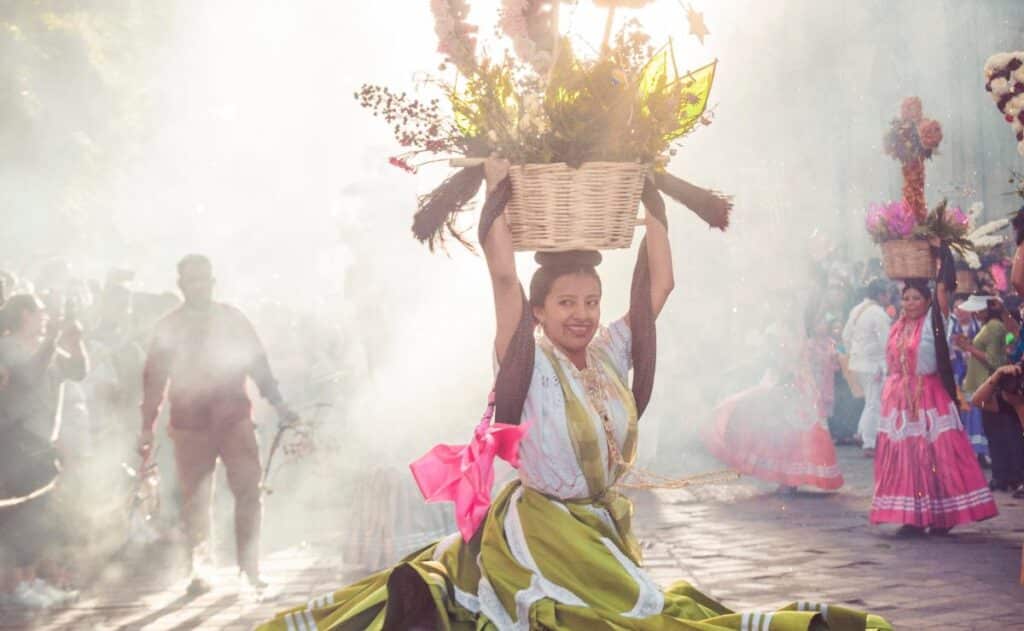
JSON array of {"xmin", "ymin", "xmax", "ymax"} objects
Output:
[
  {"xmin": 637, "ymin": 45, "xmax": 671, "ymax": 108},
  {"xmin": 634, "ymin": 41, "xmax": 716, "ymax": 148},
  {"xmin": 450, "ymin": 84, "xmax": 481, "ymax": 137},
  {"xmin": 449, "ymin": 58, "xmax": 521, "ymax": 147},
  {"xmin": 664, "ymin": 59, "xmax": 716, "ymax": 141}
]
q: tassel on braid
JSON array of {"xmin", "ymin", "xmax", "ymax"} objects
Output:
[
  {"xmin": 411, "ymin": 166, "xmax": 484, "ymax": 252},
  {"xmin": 654, "ymin": 171, "xmax": 732, "ymax": 231}
]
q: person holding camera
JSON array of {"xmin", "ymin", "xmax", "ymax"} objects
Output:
[
  {"xmin": 970, "ymin": 363, "xmax": 1024, "ymax": 496},
  {"xmin": 0, "ymin": 293, "xmax": 87, "ymax": 609}
]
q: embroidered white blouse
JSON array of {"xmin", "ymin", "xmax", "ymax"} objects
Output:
[{"xmin": 502, "ymin": 318, "xmax": 634, "ymax": 501}]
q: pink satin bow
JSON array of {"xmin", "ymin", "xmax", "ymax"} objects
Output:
[{"xmin": 410, "ymin": 392, "xmax": 530, "ymax": 541}]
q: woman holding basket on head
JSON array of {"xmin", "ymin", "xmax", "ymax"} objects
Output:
[
  {"xmin": 870, "ymin": 271, "xmax": 998, "ymax": 536},
  {"xmin": 258, "ymin": 157, "xmax": 889, "ymax": 631}
]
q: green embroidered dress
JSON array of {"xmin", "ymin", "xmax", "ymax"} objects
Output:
[{"xmin": 257, "ymin": 320, "xmax": 890, "ymax": 631}]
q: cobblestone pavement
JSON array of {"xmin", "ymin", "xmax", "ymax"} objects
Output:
[{"xmin": 4, "ymin": 445, "xmax": 1022, "ymax": 630}]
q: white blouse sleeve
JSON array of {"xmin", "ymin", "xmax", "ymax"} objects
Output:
[
  {"xmin": 595, "ymin": 317, "xmax": 632, "ymax": 380},
  {"xmin": 916, "ymin": 307, "xmax": 938, "ymax": 375}
]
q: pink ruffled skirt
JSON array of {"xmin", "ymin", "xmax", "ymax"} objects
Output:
[{"xmin": 871, "ymin": 373, "xmax": 998, "ymax": 527}]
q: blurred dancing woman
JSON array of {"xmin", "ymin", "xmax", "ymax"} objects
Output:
[
  {"xmin": 870, "ymin": 280, "xmax": 997, "ymax": 535},
  {"xmin": 258, "ymin": 158, "xmax": 889, "ymax": 630},
  {"xmin": 705, "ymin": 309, "xmax": 844, "ymax": 493}
]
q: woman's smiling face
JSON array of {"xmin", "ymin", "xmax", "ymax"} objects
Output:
[{"xmin": 533, "ymin": 272, "xmax": 602, "ymax": 355}]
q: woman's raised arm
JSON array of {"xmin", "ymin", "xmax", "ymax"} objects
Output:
[
  {"xmin": 481, "ymin": 158, "xmax": 523, "ymax": 364},
  {"xmin": 642, "ymin": 211, "xmax": 675, "ymax": 321}
]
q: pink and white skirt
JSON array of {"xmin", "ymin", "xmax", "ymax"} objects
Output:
[{"xmin": 871, "ymin": 373, "xmax": 997, "ymax": 527}]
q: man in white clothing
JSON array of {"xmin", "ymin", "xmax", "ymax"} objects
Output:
[{"xmin": 842, "ymin": 279, "xmax": 892, "ymax": 457}]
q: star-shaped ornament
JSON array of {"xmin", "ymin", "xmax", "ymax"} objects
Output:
[{"xmin": 687, "ymin": 4, "xmax": 709, "ymax": 45}]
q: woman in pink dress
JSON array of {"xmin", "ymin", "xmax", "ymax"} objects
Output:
[
  {"xmin": 871, "ymin": 281, "xmax": 998, "ymax": 535},
  {"xmin": 705, "ymin": 317, "xmax": 844, "ymax": 493}
]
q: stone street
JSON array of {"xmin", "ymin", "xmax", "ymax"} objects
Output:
[{"xmin": 3, "ymin": 445, "xmax": 1021, "ymax": 630}]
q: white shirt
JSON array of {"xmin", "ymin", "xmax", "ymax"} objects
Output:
[
  {"xmin": 916, "ymin": 307, "xmax": 937, "ymax": 375},
  {"xmin": 505, "ymin": 318, "xmax": 633, "ymax": 501},
  {"xmin": 841, "ymin": 299, "xmax": 891, "ymax": 374}
]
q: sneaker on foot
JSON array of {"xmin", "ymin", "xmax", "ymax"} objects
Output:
[
  {"xmin": 11, "ymin": 581, "xmax": 55, "ymax": 610},
  {"xmin": 896, "ymin": 524, "xmax": 926, "ymax": 537},
  {"xmin": 928, "ymin": 527, "xmax": 953, "ymax": 536},
  {"xmin": 30, "ymin": 579, "xmax": 78, "ymax": 606},
  {"xmin": 186, "ymin": 576, "xmax": 212, "ymax": 597},
  {"xmin": 246, "ymin": 575, "xmax": 269, "ymax": 590},
  {"xmin": 989, "ymin": 479, "xmax": 1011, "ymax": 492}
]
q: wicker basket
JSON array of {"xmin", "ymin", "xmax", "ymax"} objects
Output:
[
  {"xmin": 955, "ymin": 269, "xmax": 978, "ymax": 293},
  {"xmin": 504, "ymin": 162, "xmax": 648, "ymax": 252},
  {"xmin": 881, "ymin": 239, "xmax": 935, "ymax": 280}
]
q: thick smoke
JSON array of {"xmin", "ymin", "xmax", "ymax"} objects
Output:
[{"xmin": 3, "ymin": 0, "xmax": 1024, "ymax": 569}]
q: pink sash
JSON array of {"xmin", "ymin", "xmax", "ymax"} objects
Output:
[{"xmin": 410, "ymin": 392, "xmax": 530, "ymax": 541}]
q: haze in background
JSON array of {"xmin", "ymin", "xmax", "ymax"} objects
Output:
[{"xmin": 2, "ymin": 1, "xmax": 1024, "ymax": 552}]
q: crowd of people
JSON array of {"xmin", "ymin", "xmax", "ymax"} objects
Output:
[
  {"xmin": 0, "ymin": 261, "xmax": 175, "ymax": 610},
  {"xmin": 0, "ymin": 257, "xmax": 355, "ymax": 612},
  {"xmin": 706, "ymin": 236, "xmax": 1024, "ymax": 537},
  {"xmin": 840, "ymin": 252, "xmax": 1024, "ymax": 512},
  {"xmin": 1, "ymin": 235, "xmax": 1020, "ymax": 623},
  {"xmin": 704, "ymin": 236, "xmax": 1024, "ymax": 540}
]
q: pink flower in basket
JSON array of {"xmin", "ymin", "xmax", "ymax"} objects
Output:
[
  {"xmin": 917, "ymin": 119, "xmax": 943, "ymax": 150},
  {"xmin": 499, "ymin": 0, "xmax": 530, "ymax": 39},
  {"xmin": 948, "ymin": 206, "xmax": 969, "ymax": 228},
  {"xmin": 865, "ymin": 203, "xmax": 885, "ymax": 233},
  {"xmin": 901, "ymin": 96, "xmax": 923, "ymax": 123},
  {"xmin": 885, "ymin": 200, "xmax": 917, "ymax": 237},
  {"xmin": 866, "ymin": 200, "xmax": 917, "ymax": 240}
]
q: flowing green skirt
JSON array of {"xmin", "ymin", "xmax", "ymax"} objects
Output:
[{"xmin": 257, "ymin": 482, "xmax": 890, "ymax": 630}]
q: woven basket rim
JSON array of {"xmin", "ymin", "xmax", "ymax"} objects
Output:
[
  {"xmin": 509, "ymin": 161, "xmax": 651, "ymax": 169},
  {"xmin": 504, "ymin": 161, "xmax": 648, "ymax": 252},
  {"xmin": 880, "ymin": 238, "xmax": 931, "ymax": 245},
  {"xmin": 880, "ymin": 238, "xmax": 935, "ymax": 280}
]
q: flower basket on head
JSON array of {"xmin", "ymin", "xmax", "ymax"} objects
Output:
[
  {"xmin": 867, "ymin": 199, "xmax": 973, "ymax": 281},
  {"xmin": 881, "ymin": 239, "xmax": 935, "ymax": 280},
  {"xmin": 358, "ymin": 0, "xmax": 731, "ymax": 253},
  {"xmin": 505, "ymin": 162, "xmax": 648, "ymax": 251}
]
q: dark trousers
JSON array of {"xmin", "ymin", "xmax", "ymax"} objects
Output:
[
  {"xmin": 169, "ymin": 418, "xmax": 263, "ymax": 576},
  {"xmin": 981, "ymin": 410, "xmax": 1024, "ymax": 484}
]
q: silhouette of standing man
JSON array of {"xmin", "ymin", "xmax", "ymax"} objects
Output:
[{"xmin": 139, "ymin": 255, "xmax": 297, "ymax": 594}]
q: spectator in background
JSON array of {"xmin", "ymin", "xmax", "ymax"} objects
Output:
[
  {"xmin": 842, "ymin": 279, "xmax": 892, "ymax": 458},
  {"xmin": 971, "ymin": 364, "xmax": 1024, "ymax": 496},
  {"xmin": 949, "ymin": 296, "xmax": 988, "ymax": 467},
  {"xmin": 949, "ymin": 297, "xmax": 977, "ymax": 383},
  {"xmin": 1010, "ymin": 208, "xmax": 1024, "ymax": 296},
  {"xmin": 831, "ymin": 302, "xmax": 865, "ymax": 445},
  {"xmin": 1008, "ymin": 301, "xmax": 1024, "ymax": 364},
  {"xmin": 957, "ymin": 296, "xmax": 1012, "ymax": 487},
  {"xmin": 0, "ymin": 271, "xmax": 15, "ymax": 299},
  {"xmin": 0, "ymin": 293, "xmax": 86, "ymax": 609},
  {"xmin": 978, "ymin": 269, "xmax": 997, "ymax": 296}
]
